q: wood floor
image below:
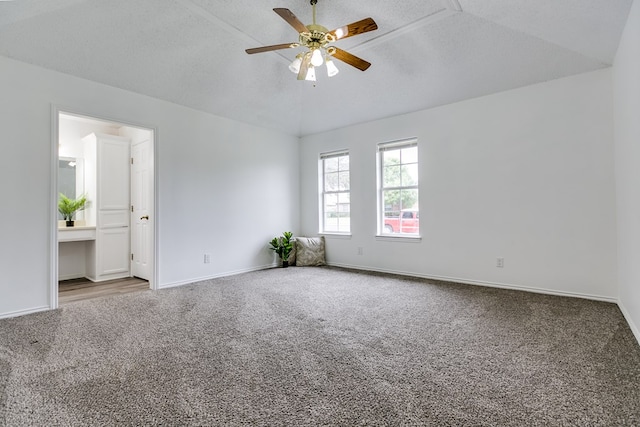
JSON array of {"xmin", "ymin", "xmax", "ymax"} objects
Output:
[{"xmin": 58, "ymin": 277, "xmax": 149, "ymax": 305}]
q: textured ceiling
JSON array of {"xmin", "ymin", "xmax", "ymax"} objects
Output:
[{"xmin": 0, "ymin": 0, "xmax": 634, "ymax": 136}]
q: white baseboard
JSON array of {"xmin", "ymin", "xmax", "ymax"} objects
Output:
[
  {"xmin": 58, "ymin": 273, "xmax": 86, "ymax": 281},
  {"xmin": 158, "ymin": 263, "xmax": 277, "ymax": 289},
  {"xmin": 328, "ymin": 262, "xmax": 619, "ymax": 303},
  {"xmin": 0, "ymin": 305, "xmax": 50, "ymax": 320},
  {"xmin": 618, "ymin": 299, "xmax": 640, "ymax": 346}
]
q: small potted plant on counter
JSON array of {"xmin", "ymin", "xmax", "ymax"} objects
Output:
[
  {"xmin": 58, "ymin": 193, "xmax": 87, "ymax": 227},
  {"xmin": 269, "ymin": 231, "xmax": 294, "ymax": 267}
]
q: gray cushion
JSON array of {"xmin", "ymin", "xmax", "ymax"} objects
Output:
[{"xmin": 295, "ymin": 236, "xmax": 326, "ymax": 266}]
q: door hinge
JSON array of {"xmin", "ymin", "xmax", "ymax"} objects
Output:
[
  {"xmin": 131, "ymin": 158, "xmax": 134, "ymax": 164},
  {"xmin": 131, "ymin": 205, "xmax": 134, "ymax": 212},
  {"xmin": 131, "ymin": 253, "xmax": 134, "ymax": 261}
]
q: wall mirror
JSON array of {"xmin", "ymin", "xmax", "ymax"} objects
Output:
[{"xmin": 58, "ymin": 157, "xmax": 85, "ymax": 221}]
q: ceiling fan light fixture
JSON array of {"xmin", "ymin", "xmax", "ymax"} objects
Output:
[
  {"xmin": 310, "ymin": 48, "xmax": 324, "ymax": 67},
  {"xmin": 325, "ymin": 57, "xmax": 339, "ymax": 77},
  {"xmin": 305, "ymin": 66, "xmax": 317, "ymax": 82},
  {"xmin": 289, "ymin": 54, "xmax": 303, "ymax": 73}
]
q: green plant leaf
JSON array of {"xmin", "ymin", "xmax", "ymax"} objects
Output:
[
  {"xmin": 268, "ymin": 232, "xmax": 294, "ymax": 260},
  {"xmin": 58, "ymin": 193, "xmax": 88, "ymax": 221}
]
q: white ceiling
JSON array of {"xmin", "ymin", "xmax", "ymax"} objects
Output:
[{"xmin": 0, "ymin": 0, "xmax": 633, "ymax": 136}]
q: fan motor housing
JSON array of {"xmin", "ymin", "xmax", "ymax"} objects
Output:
[{"xmin": 300, "ymin": 24, "xmax": 334, "ymax": 49}]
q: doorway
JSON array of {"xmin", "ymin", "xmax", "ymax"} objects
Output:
[{"xmin": 51, "ymin": 109, "xmax": 157, "ymax": 308}]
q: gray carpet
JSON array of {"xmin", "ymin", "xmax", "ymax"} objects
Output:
[{"xmin": 1, "ymin": 267, "xmax": 639, "ymax": 426}]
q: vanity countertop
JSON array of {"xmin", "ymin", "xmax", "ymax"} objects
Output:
[
  {"xmin": 58, "ymin": 226, "xmax": 97, "ymax": 242},
  {"xmin": 58, "ymin": 225, "xmax": 96, "ymax": 231}
]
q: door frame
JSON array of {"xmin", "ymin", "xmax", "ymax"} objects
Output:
[{"xmin": 50, "ymin": 105, "xmax": 159, "ymax": 309}]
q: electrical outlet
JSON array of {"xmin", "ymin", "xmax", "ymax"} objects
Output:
[
  {"xmin": 357, "ymin": 247, "xmax": 364, "ymax": 256},
  {"xmin": 204, "ymin": 253, "xmax": 211, "ymax": 264},
  {"xmin": 496, "ymin": 257, "xmax": 504, "ymax": 268}
]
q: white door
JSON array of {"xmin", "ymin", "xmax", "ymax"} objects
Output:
[{"xmin": 131, "ymin": 138, "xmax": 153, "ymax": 280}]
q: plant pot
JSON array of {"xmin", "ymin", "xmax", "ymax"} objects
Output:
[
  {"xmin": 66, "ymin": 220, "xmax": 75, "ymax": 227},
  {"xmin": 282, "ymin": 260, "xmax": 289, "ymax": 268}
]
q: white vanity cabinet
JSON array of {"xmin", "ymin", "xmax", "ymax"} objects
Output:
[{"xmin": 83, "ymin": 133, "xmax": 131, "ymax": 282}]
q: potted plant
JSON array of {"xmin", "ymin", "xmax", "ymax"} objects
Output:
[
  {"xmin": 269, "ymin": 231, "xmax": 294, "ymax": 267},
  {"xmin": 58, "ymin": 193, "xmax": 87, "ymax": 227}
]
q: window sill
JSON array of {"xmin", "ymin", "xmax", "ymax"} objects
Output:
[
  {"xmin": 319, "ymin": 232, "xmax": 352, "ymax": 240},
  {"xmin": 375, "ymin": 234, "xmax": 422, "ymax": 243}
]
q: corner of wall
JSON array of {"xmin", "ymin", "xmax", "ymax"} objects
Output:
[{"xmin": 618, "ymin": 299, "xmax": 640, "ymax": 346}]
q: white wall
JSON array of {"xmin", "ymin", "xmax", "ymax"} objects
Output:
[
  {"xmin": 0, "ymin": 55, "xmax": 299, "ymax": 318},
  {"xmin": 300, "ymin": 69, "xmax": 617, "ymax": 300},
  {"xmin": 59, "ymin": 116, "xmax": 120, "ymax": 159},
  {"xmin": 613, "ymin": 0, "xmax": 640, "ymax": 342}
]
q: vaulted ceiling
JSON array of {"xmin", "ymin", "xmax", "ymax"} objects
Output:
[{"xmin": 0, "ymin": 0, "xmax": 634, "ymax": 136}]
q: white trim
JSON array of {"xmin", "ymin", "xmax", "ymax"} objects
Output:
[
  {"xmin": 319, "ymin": 233, "xmax": 352, "ymax": 239},
  {"xmin": 618, "ymin": 299, "xmax": 640, "ymax": 346},
  {"xmin": 157, "ymin": 264, "xmax": 276, "ymax": 289},
  {"xmin": 152, "ymin": 126, "xmax": 160, "ymax": 292},
  {"xmin": 50, "ymin": 106, "xmax": 60, "ymax": 310},
  {"xmin": 327, "ymin": 262, "xmax": 619, "ymax": 303},
  {"xmin": 375, "ymin": 235, "xmax": 422, "ymax": 242},
  {"xmin": 0, "ymin": 306, "xmax": 50, "ymax": 320}
]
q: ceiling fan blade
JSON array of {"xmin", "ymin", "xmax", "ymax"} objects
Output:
[
  {"xmin": 245, "ymin": 43, "xmax": 298, "ymax": 54},
  {"xmin": 329, "ymin": 17, "xmax": 378, "ymax": 41},
  {"xmin": 273, "ymin": 8, "xmax": 309, "ymax": 34},
  {"xmin": 331, "ymin": 47, "xmax": 371, "ymax": 71}
]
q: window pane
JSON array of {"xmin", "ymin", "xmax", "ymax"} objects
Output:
[
  {"xmin": 324, "ymin": 157, "xmax": 338, "ymax": 173},
  {"xmin": 383, "ymin": 164, "xmax": 401, "ymax": 188},
  {"xmin": 338, "ymin": 155, "xmax": 349, "ymax": 171},
  {"xmin": 324, "ymin": 193, "xmax": 337, "ymax": 211},
  {"xmin": 401, "ymin": 146, "xmax": 418, "ymax": 164},
  {"xmin": 321, "ymin": 152, "xmax": 350, "ymax": 233},
  {"xmin": 325, "ymin": 171, "xmax": 339, "ymax": 191},
  {"xmin": 337, "ymin": 192, "xmax": 350, "ymax": 232},
  {"xmin": 399, "ymin": 189, "xmax": 418, "ymax": 211},
  {"xmin": 401, "ymin": 163, "xmax": 419, "ymax": 186},
  {"xmin": 338, "ymin": 171, "xmax": 350, "ymax": 191},
  {"xmin": 383, "ymin": 149, "xmax": 400, "ymax": 163},
  {"xmin": 379, "ymin": 140, "xmax": 419, "ymax": 235},
  {"xmin": 324, "ymin": 216, "xmax": 338, "ymax": 232},
  {"xmin": 338, "ymin": 192, "xmax": 350, "ymax": 211},
  {"xmin": 382, "ymin": 189, "xmax": 401, "ymax": 214},
  {"xmin": 323, "ymin": 193, "xmax": 337, "ymax": 231}
]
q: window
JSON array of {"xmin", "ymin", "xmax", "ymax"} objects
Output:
[
  {"xmin": 378, "ymin": 139, "xmax": 419, "ymax": 235},
  {"xmin": 320, "ymin": 150, "xmax": 350, "ymax": 233}
]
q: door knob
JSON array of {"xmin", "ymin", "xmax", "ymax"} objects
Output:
[{"xmin": 140, "ymin": 215, "xmax": 149, "ymax": 220}]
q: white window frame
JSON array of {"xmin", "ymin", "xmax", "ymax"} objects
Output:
[
  {"xmin": 319, "ymin": 150, "xmax": 351, "ymax": 234},
  {"xmin": 377, "ymin": 138, "xmax": 420, "ymax": 237}
]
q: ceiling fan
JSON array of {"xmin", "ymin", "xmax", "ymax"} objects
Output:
[{"xmin": 245, "ymin": 0, "xmax": 378, "ymax": 81}]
